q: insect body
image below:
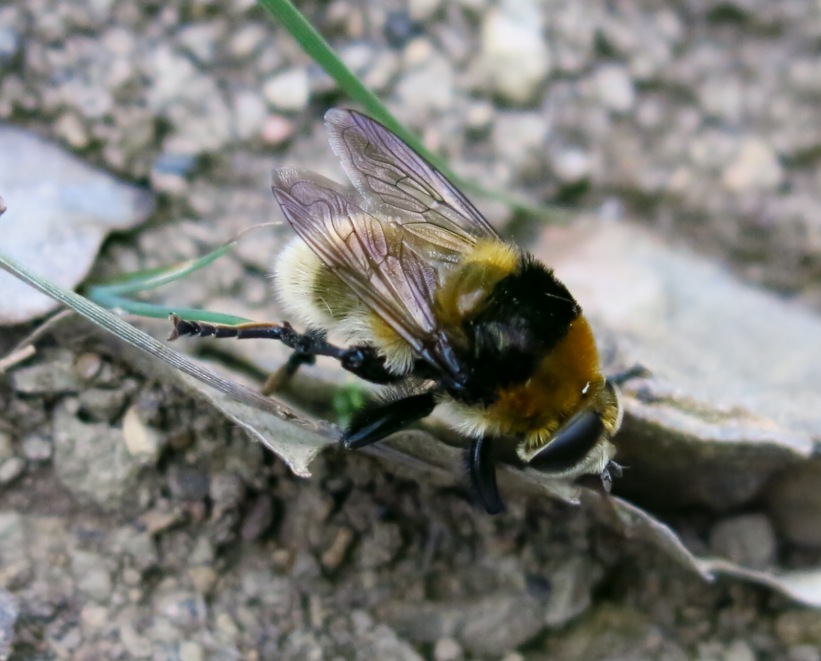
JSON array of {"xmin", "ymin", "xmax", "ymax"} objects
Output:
[{"xmin": 172, "ymin": 109, "xmax": 623, "ymax": 513}]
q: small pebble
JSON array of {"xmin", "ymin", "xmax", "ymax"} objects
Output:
[
  {"xmin": 179, "ymin": 641, "xmax": 205, "ymax": 661},
  {"xmin": 152, "ymin": 152, "xmax": 197, "ymax": 177},
  {"xmin": 261, "ymin": 114, "xmax": 296, "ymax": 145},
  {"xmin": 356, "ymin": 522, "xmax": 403, "ymax": 570},
  {"xmin": 550, "ymin": 146, "xmax": 592, "ymax": 183},
  {"xmin": 20, "ymin": 433, "xmax": 52, "ymax": 462},
  {"xmin": 384, "ymin": 11, "xmax": 423, "ymax": 49},
  {"xmin": 142, "ymin": 508, "xmax": 179, "ymax": 535},
  {"xmin": 11, "ymin": 352, "xmax": 83, "ymax": 394},
  {"xmin": 0, "ymin": 457, "xmax": 25, "ymax": 485},
  {"xmin": 233, "ymin": 90, "xmax": 267, "ymax": 141},
  {"xmin": 465, "ymin": 101, "xmax": 494, "ymax": 134},
  {"xmin": 154, "ymin": 589, "xmax": 207, "ymax": 628},
  {"xmin": 54, "ymin": 112, "xmax": 90, "ymax": 149},
  {"xmin": 78, "ymin": 387, "xmax": 129, "ymax": 422},
  {"xmin": 709, "ymin": 514, "xmax": 776, "ymax": 569},
  {"xmin": 188, "ymin": 566, "xmax": 217, "ymax": 596},
  {"xmin": 434, "ymin": 637, "xmax": 464, "ymax": 661},
  {"xmin": 122, "ymin": 404, "xmax": 162, "ymax": 463},
  {"xmin": 321, "ymin": 527, "xmax": 355, "ymax": 571},
  {"xmin": 594, "ymin": 64, "xmax": 636, "ymax": 113},
  {"xmin": 72, "ymin": 551, "xmax": 112, "ymax": 602},
  {"xmin": 409, "ymin": 0, "xmax": 441, "ymax": 21},
  {"xmin": 80, "ymin": 603, "xmax": 108, "ymax": 631},
  {"xmin": 396, "ymin": 51, "xmax": 454, "ymax": 115},
  {"xmin": 240, "ymin": 494, "xmax": 275, "ymax": 541},
  {"xmin": 478, "ymin": 0, "xmax": 550, "ymax": 104},
  {"xmin": 209, "ymin": 473, "xmax": 245, "ymax": 513},
  {"xmin": 228, "ymin": 24, "xmax": 269, "ymax": 61},
  {"xmin": 0, "ymin": 432, "xmax": 13, "ymax": 460},
  {"xmin": 167, "ymin": 465, "xmax": 210, "ymax": 501},
  {"xmin": 722, "ymin": 138, "xmax": 783, "ymax": 193},
  {"xmin": 119, "ymin": 624, "xmax": 152, "ymax": 658},
  {"xmin": 73, "ymin": 352, "xmax": 102, "ymax": 381},
  {"xmin": 263, "ymin": 68, "xmax": 310, "ymax": 112},
  {"xmin": 723, "ymin": 639, "xmax": 756, "ymax": 661},
  {"xmin": 0, "ymin": 26, "xmax": 20, "ymax": 61}
]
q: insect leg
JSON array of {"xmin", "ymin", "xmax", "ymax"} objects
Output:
[
  {"xmin": 261, "ymin": 351, "xmax": 317, "ymax": 394},
  {"xmin": 607, "ymin": 363, "xmax": 651, "ymax": 385},
  {"xmin": 528, "ymin": 409, "xmax": 604, "ymax": 472},
  {"xmin": 283, "ymin": 350, "xmax": 316, "ymax": 376},
  {"xmin": 169, "ymin": 314, "xmax": 399, "ymax": 384},
  {"xmin": 466, "ymin": 437, "xmax": 504, "ymax": 515},
  {"xmin": 342, "ymin": 390, "xmax": 437, "ymax": 450},
  {"xmin": 171, "ymin": 315, "xmax": 310, "ymax": 342},
  {"xmin": 600, "ymin": 460, "xmax": 623, "ymax": 493}
]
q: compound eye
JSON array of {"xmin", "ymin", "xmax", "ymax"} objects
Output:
[{"xmin": 528, "ymin": 410, "xmax": 604, "ymax": 472}]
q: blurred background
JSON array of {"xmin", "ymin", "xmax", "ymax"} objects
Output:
[{"xmin": 0, "ymin": 1, "xmax": 820, "ymax": 659}]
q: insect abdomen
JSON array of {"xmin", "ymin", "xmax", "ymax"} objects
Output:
[
  {"xmin": 274, "ymin": 238, "xmax": 416, "ymax": 374},
  {"xmin": 274, "ymin": 238, "xmax": 360, "ymax": 328}
]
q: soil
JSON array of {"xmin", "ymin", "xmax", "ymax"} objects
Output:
[{"xmin": 1, "ymin": 1, "xmax": 820, "ymax": 659}]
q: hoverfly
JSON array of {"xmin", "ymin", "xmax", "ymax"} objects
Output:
[{"xmin": 171, "ymin": 109, "xmax": 624, "ymax": 513}]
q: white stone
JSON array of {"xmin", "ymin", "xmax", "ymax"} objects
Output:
[
  {"xmin": 0, "ymin": 458, "xmax": 24, "ymax": 485},
  {"xmin": 722, "ymin": 138, "xmax": 783, "ymax": 193},
  {"xmin": 146, "ymin": 45, "xmax": 198, "ymax": 111},
  {"xmin": 700, "ymin": 77, "xmax": 743, "ymax": 122},
  {"xmin": 54, "ymin": 111, "xmax": 90, "ymax": 148},
  {"xmin": 433, "ymin": 637, "xmax": 464, "ymax": 661},
  {"xmin": 122, "ymin": 404, "xmax": 161, "ymax": 462},
  {"xmin": 724, "ymin": 640, "xmax": 756, "ymax": 661},
  {"xmin": 233, "ymin": 90, "xmax": 267, "ymax": 141},
  {"xmin": 80, "ymin": 604, "xmax": 109, "ymax": 631},
  {"xmin": 594, "ymin": 64, "xmax": 636, "ymax": 113},
  {"xmin": 119, "ymin": 624, "xmax": 152, "ymax": 658},
  {"xmin": 493, "ymin": 112, "xmax": 548, "ymax": 178},
  {"xmin": 263, "ymin": 68, "xmax": 310, "ymax": 112},
  {"xmin": 551, "ymin": 147, "xmax": 591, "ymax": 182},
  {"xmin": 396, "ymin": 54, "xmax": 454, "ymax": 115},
  {"xmin": 179, "ymin": 641, "xmax": 204, "ymax": 661},
  {"xmin": 478, "ymin": 0, "xmax": 550, "ymax": 104},
  {"xmin": 410, "ymin": 0, "xmax": 442, "ymax": 21}
]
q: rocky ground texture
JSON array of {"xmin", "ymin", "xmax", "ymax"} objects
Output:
[{"xmin": 1, "ymin": 0, "xmax": 821, "ymax": 659}]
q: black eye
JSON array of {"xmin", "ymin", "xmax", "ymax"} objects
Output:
[{"xmin": 529, "ymin": 410, "xmax": 604, "ymax": 472}]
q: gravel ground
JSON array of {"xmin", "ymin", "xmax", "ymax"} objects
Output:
[{"xmin": 1, "ymin": 1, "xmax": 821, "ymax": 659}]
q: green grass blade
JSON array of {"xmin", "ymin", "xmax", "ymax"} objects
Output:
[
  {"xmin": 88, "ymin": 288, "xmax": 250, "ymax": 324},
  {"xmin": 88, "ymin": 240, "xmax": 237, "ymax": 296},
  {"xmin": 84, "ymin": 227, "xmax": 279, "ymax": 324}
]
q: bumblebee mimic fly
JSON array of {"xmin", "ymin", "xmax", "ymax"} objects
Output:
[{"xmin": 171, "ymin": 108, "xmax": 624, "ymax": 514}]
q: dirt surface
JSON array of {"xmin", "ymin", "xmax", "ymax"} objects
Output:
[{"xmin": 1, "ymin": 1, "xmax": 821, "ymax": 659}]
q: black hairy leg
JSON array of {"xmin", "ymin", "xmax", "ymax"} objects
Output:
[
  {"xmin": 261, "ymin": 350, "xmax": 316, "ymax": 394},
  {"xmin": 169, "ymin": 314, "xmax": 400, "ymax": 385},
  {"xmin": 600, "ymin": 460, "xmax": 623, "ymax": 492},
  {"xmin": 607, "ymin": 363, "xmax": 651, "ymax": 386},
  {"xmin": 466, "ymin": 436, "xmax": 504, "ymax": 515},
  {"xmin": 342, "ymin": 390, "xmax": 437, "ymax": 450},
  {"xmin": 529, "ymin": 409, "xmax": 604, "ymax": 473}
]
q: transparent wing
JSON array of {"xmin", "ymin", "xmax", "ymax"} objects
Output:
[
  {"xmin": 272, "ymin": 169, "xmax": 445, "ymax": 359},
  {"xmin": 325, "ymin": 109, "xmax": 500, "ymax": 243}
]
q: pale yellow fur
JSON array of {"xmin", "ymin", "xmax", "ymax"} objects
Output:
[
  {"xmin": 273, "ymin": 238, "xmax": 416, "ymax": 375},
  {"xmin": 273, "ymin": 238, "xmax": 337, "ymax": 329}
]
